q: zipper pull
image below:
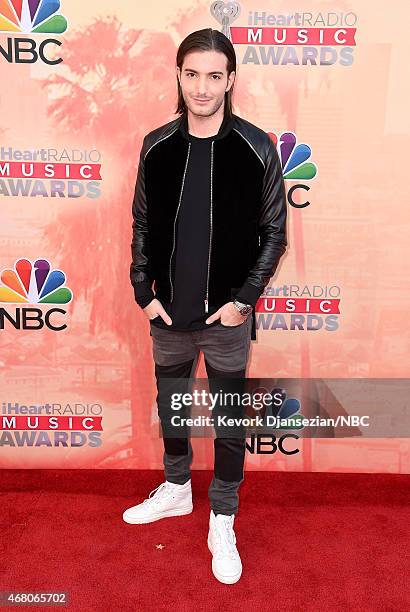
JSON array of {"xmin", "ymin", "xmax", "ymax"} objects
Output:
[{"xmin": 204, "ymin": 299, "xmax": 208, "ymax": 313}]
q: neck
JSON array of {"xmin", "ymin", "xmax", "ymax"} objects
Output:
[{"xmin": 186, "ymin": 105, "xmax": 225, "ymax": 138}]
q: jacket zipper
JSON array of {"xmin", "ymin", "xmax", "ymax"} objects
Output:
[
  {"xmin": 169, "ymin": 142, "xmax": 191, "ymax": 303},
  {"xmin": 204, "ymin": 140, "xmax": 215, "ymax": 313}
]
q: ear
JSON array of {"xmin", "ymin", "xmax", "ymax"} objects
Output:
[
  {"xmin": 176, "ymin": 66, "xmax": 181, "ymax": 85},
  {"xmin": 226, "ymin": 70, "xmax": 236, "ymax": 92}
]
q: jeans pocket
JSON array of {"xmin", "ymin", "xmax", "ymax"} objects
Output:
[
  {"xmin": 149, "ymin": 315, "xmax": 161, "ymax": 323},
  {"xmin": 219, "ymin": 319, "xmax": 246, "ymax": 329}
]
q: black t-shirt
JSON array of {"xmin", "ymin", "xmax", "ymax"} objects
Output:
[{"xmin": 151, "ymin": 133, "xmax": 220, "ymax": 331}]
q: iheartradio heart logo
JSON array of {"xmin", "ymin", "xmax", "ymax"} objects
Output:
[{"xmin": 210, "ymin": 1, "xmax": 241, "ymax": 39}]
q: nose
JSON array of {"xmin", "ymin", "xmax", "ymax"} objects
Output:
[{"xmin": 196, "ymin": 76, "xmax": 208, "ymax": 96}]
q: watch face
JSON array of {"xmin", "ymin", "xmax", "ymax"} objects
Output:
[
  {"xmin": 233, "ymin": 300, "xmax": 252, "ymax": 316},
  {"xmin": 237, "ymin": 304, "xmax": 252, "ymax": 316}
]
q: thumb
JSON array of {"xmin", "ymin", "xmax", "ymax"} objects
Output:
[
  {"xmin": 158, "ymin": 305, "xmax": 172, "ymax": 325},
  {"xmin": 205, "ymin": 307, "xmax": 221, "ymax": 324}
]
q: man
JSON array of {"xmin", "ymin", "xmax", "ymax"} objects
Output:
[{"xmin": 123, "ymin": 28, "xmax": 287, "ymax": 584}]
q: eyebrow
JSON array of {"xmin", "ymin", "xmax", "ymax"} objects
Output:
[{"xmin": 183, "ymin": 68, "xmax": 224, "ymax": 75}]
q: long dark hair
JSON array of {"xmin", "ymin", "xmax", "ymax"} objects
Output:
[{"xmin": 175, "ymin": 28, "xmax": 236, "ymax": 118}]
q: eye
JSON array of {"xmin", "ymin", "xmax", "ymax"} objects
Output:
[
  {"xmin": 186, "ymin": 72, "xmax": 195, "ymax": 78},
  {"xmin": 211, "ymin": 74, "xmax": 221, "ymax": 80}
]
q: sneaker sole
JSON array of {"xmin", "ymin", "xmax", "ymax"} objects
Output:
[
  {"xmin": 123, "ymin": 505, "xmax": 193, "ymax": 525},
  {"xmin": 207, "ymin": 534, "xmax": 242, "ymax": 584}
]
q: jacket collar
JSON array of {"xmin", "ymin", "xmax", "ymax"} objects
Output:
[{"xmin": 178, "ymin": 110, "xmax": 235, "ymax": 141}]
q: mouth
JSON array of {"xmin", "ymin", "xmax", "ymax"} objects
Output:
[{"xmin": 193, "ymin": 98, "xmax": 211, "ymax": 104}]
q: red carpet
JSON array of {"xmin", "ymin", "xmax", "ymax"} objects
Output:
[{"xmin": 1, "ymin": 470, "xmax": 408, "ymax": 611}]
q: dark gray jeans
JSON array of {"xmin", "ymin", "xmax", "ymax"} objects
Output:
[{"xmin": 150, "ymin": 316, "xmax": 252, "ymax": 516}]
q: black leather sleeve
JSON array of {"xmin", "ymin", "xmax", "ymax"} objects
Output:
[
  {"xmin": 235, "ymin": 137, "xmax": 287, "ymax": 307},
  {"xmin": 130, "ymin": 136, "xmax": 155, "ymax": 308}
]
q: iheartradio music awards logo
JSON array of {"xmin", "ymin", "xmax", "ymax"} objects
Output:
[
  {"xmin": 269, "ymin": 131, "xmax": 317, "ymax": 209},
  {"xmin": 0, "ymin": 401, "xmax": 103, "ymax": 449},
  {"xmin": 0, "ymin": 146, "xmax": 103, "ymax": 199},
  {"xmin": 0, "ymin": 258, "xmax": 73, "ymax": 331},
  {"xmin": 255, "ymin": 284, "xmax": 341, "ymax": 332},
  {"xmin": 210, "ymin": 1, "xmax": 358, "ymax": 66},
  {"xmin": 0, "ymin": 0, "xmax": 68, "ymax": 65}
]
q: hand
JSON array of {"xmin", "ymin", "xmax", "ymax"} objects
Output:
[
  {"xmin": 205, "ymin": 301, "xmax": 248, "ymax": 326},
  {"xmin": 143, "ymin": 298, "xmax": 172, "ymax": 325}
]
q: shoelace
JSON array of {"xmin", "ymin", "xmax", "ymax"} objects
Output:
[
  {"xmin": 213, "ymin": 515, "xmax": 238, "ymax": 560},
  {"xmin": 142, "ymin": 482, "xmax": 173, "ymax": 505}
]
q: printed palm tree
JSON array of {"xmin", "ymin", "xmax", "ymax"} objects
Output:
[{"xmin": 41, "ymin": 16, "xmax": 179, "ymax": 465}]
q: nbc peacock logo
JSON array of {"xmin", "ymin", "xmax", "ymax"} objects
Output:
[
  {"xmin": 260, "ymin": 387, "xmax": 305, "ymax": 431},
  {"xmin": 0, "ymin": 258, "xmax": 72, "ymax": 331},
  {"xmin": 268, "ymin": 131, "xmax": 317, "ymax": 208},
  {"xmin": 0, "ymin": 0, "xmax": 67, "ymax": 34},
  {"xmin": 272, "ymin": 394, "xmax": 304, "ymax": 430},
  {"xmin": 269, "ymin": 131, "xmax": 317, "ymax": 180},
  {"xmin": 0, "ymin": 258, "xmax": 72, "ymax": 304}
]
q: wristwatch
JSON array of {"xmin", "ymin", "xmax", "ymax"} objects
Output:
[{"xmin": 232, "ymin": 299, "xmax": 253, "ymax": 317}]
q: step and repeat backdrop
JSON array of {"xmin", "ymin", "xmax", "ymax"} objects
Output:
[{"xmin": 0, "ymin": 1, "xmax": 408, "ymax": 472}]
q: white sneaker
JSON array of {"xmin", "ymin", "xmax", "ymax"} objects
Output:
[
  {"xmin": 207, "ymin": 509, "xmax": 242, "ymax": 584},
  {"xmin": 122, "ymin": 479, "xmax": 193, "ymax": 524}
]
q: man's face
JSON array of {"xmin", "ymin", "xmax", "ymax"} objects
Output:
[{"xmin": 177, "ymin": 50, "xmax": 235, "ymax": 118}]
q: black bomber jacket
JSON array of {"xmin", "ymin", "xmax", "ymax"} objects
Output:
[{"xmin": 130, "ymin": 110, "xmax": 288, "ymax": 340}]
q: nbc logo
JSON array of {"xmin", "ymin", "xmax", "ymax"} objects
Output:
[
  {"xmin": 0, "ymin": 1, "xmax": 68, "ymax": 65},
  {"xmin": 268, "ymin": 131, "xmax": 317, "ymax": 208},
  {"xmin": 0, "ymin": 258, "xmax": 72, "ymax": 331},
  {"xmin": 245, "ymin": 387, "xmax": 302, "ymax": 455}
]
